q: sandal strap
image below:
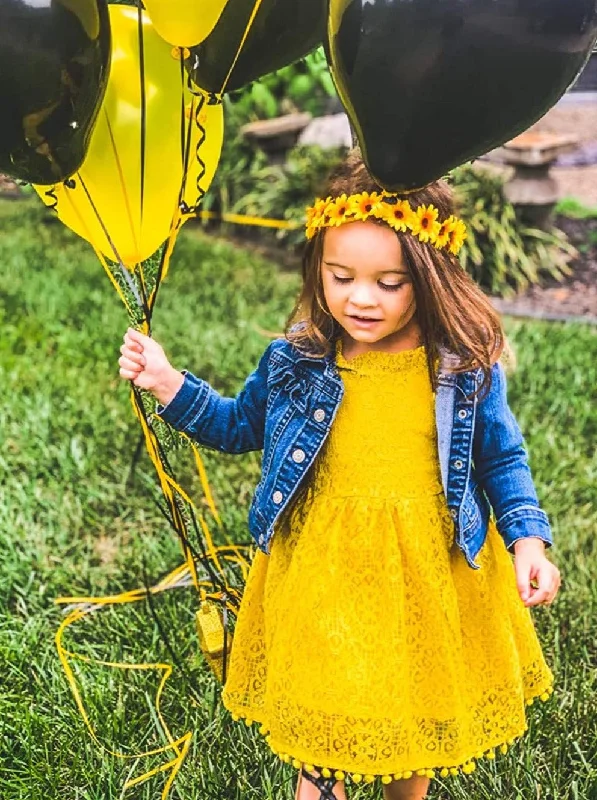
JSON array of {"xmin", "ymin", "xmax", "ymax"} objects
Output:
[{"xmin": 300, "ymin": 766, "xmax": 340, "ymax": 800}]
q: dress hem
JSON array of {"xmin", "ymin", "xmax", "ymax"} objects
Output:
[{"xmin": 224, "ymin": 683, "xmax": 554, "ymax": 784}]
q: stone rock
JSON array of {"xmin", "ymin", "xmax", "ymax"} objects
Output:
[
  {"xmin": 0, "ymin": 173, "xmax": 21, "ymax": 198},
  {"xmin": 297, "ymin": 113, "xmax": 352, "ymax": 149}
]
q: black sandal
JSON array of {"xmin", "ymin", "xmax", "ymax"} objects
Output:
[{"xmin": 298, "ymin": 766, "xmax": 341, "ymax": 800}]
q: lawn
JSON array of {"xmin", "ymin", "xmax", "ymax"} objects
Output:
[{"xmin": 0, "ymin": 198, "xmax": 595, "ymax": 800}]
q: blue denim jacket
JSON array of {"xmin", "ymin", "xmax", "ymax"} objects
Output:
[{"xmin": 158, "ymin": 338, "xmax": 552, "ymax": 569}]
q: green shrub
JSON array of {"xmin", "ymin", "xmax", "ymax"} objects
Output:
[
  {"xmin": 202, "ymin": 49, "xmax": 340, "ymax": 228},
  {"xmin": 200, "ymin": 95, "xmax": 269, "ymax": 220},
  {"xmin": 223, "ymin": 144, "xmax": 345, "ymax": 247},
  {"xmin": 227, "ymin": 48, "xmax": 336, "ymax": 120},
  {"xmin": 451, "ymin": 165, "xmax": 576, "ymax": 297},
  {"xmin": 202, "ymin": 96, "xmax": 345, "ymax": 247}
]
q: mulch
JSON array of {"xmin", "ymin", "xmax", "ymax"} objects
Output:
[{"xmin": 492, "ymin": 216, "xmax": 597, "ymax": 324}]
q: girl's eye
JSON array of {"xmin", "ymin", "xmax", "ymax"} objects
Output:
[
  {"xmin": 332, "ymin": 275, "xmax": 352, "ymax": 284},
  {"xmin": 379, "ymin": 282, "xmax": 404, "ymax": 292}
]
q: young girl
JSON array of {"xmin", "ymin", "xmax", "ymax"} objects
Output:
[{"xmin": 119, "ymin": 151, "xmax": 561, "ymax": 800}]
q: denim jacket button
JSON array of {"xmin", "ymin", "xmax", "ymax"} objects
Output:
[
  {"xmin": 273, "ymin": 490, "xmax": 283, "ymax": 504},
  {"xmin": 458, "ymin": 409, "xmax": 467, "ymax": 419},
  {"xmin": 292, "ymin": 448, "xmax": 306, "ymax": 463},
  {"xmin": 454, "ymin": 459, "xmax": 464, "ymax": 469},
  {"xmin": 449, "ymin": 508, "xmax": 458, "ymax": 520},
  {"xmin": 314, "ymin": 408, "xmax": 326, "ymax": 422}
]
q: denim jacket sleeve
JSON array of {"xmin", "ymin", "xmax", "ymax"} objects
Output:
[
  {"xmin": 156, "ymin": 342, "xmax": 275, "ymax": 454},
  {"xmin": 472, "ymin": 362, "xmax": 553, "ymax": 551}
]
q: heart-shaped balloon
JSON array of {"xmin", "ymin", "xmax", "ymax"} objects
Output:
[
  {"xmin": 187, "ymin": 0, "xmax": 326, "ymax": 94},
  {"xmin": 327, "ymin": 0, "xmax": 597, "ymax": 191},
  {"xmin": 0, "ymin": 0, "xmax": 111, "ymax": 184}
]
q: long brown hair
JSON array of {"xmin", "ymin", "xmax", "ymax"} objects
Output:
[{"xmin": 286, "ymin": 149, "xmax": 505, "ymax": 393}]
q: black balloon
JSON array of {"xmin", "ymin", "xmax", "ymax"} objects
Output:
[
  {"xmin": 0, "ymin": 0, "xmax": 111, "ymax": 184},
  {"xmin": 187, "ymin": 0, "xmax": 326, "ymax": 94},
  {"xmin": 327, "ymin": 0, "xmax": 597, "ymax": 191}
]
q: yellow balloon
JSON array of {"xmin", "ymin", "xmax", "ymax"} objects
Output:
[
  {"xmin": 35, "ymin": 5, "xmax": 223, "ymax": 266},
  {"xmin": 143, "ymin": 0, "xmax": 227, "ymax": 48}
]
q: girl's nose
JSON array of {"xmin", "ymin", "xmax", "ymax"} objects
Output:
[{"xmin": 349, "ymin": 282, "xmax": 377, "ymax": 308}]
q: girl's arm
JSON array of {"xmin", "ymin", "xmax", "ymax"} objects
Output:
[
  {"xmin": 472, "ymin": 362, "xmax": 552, "ymax": 552},
  {"xmin": 119, "ymin": 328, "xmax": 272, "ymax": 454}
]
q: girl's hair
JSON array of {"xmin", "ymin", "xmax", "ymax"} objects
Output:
[{"xmin": 285, "ymin": 149, "xmax": 505, "ymax": 394}]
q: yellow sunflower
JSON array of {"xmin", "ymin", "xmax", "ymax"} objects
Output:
[
  {"xmin": 447, "ymin": 218, "xmax": 467, "ymax": 255},
  {"xmin": 305, "ymin": 222, "xmax": 318, "ymax": 240},
  {"xmin": 380, "ymin": 199, "xmax": 414, "ymax": 232},
  {"xmin": 305, "ymin": 206, "xmax": 317, "ymax": 229},
  {"xmin": 305, "ymin": 196, "xmax": 332, "ymax": 238},
  {"xmin": 327, "ymin": 194, "xmax": 352, "ymax": 226},
  {"xmin": 434, "ymin": 215, "xmax": 458, "ymax": 249},
  {"xmin": 350, "ymin": 191, "xmax": 383, "ymax": 221},
  {"xmin": 314, "ymin": 196, "xmax": 331, "ymax": 218},
  {"xmin": 411, "ymin": 204, "xmax": 441, "ymax": 244}
]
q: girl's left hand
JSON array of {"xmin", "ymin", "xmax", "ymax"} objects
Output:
[{"xmin": 513, "ymin": 538, "xmax": 561, "ymax": 608}]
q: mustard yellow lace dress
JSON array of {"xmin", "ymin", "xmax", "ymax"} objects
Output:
[{"xmin": 222, "ymin": 344, "xmax": 553, "ymax": 784}]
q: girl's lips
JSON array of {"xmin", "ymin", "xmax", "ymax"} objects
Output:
[{"xmin": 348, "ymin": 315, "xmax": 382, "ymax": 327}]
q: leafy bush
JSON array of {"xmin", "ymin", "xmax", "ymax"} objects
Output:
[
  {"xmin": 200, "ymin": 95, "xmax": 269, "ymax": 220},
  {"xmin": 451, "ymin": 165, "xmax": 576, "ymax": 297},
  {"xmin": 227, "ymin": 48, "xmax": 337, "ymax": 120},
  {"xmin": 220, "ymin": 144, "xmax": 345, "ymax": 247},
  {"xmin": 201, "ymin": 96, "xmax": 345, "ymax": 247},
  {"xmin": 201, "ymin": 48, "xmax": 339, "ymax": 229}
]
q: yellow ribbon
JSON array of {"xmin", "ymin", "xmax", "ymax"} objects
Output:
[
  {"xmin": 55, "ymin": 567, "xmax": 193, "ymax": 799},
  {"xmin": 52, "ymin": 11, "xmax": 273, "ymax": 796},
  {"xmin": 197, "ymin": 209, "xmax": 299, "ymax": 230}
]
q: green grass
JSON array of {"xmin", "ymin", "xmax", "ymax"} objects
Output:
[
  {"xmin": 555, "ymin": 196, "xmax": 597, "ymax": 221},
  {"xmin": 0, "ymin": 197, "xmax": 596, "ymax": 800}
]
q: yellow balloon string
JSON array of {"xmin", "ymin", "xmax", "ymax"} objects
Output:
[
  {"xmin": 130, "ymin": 389, "xmax": 201, "ymax": 594},
  {"xmin": 55, "ymin": 572, "xmax": 192, "ymax": 799},
  {"xmin": 53, "ymin": 30, "xmax": 254, "ymax": 798},
  {"xmin": 190, "ymin": 438, "xmax": 221, "ymax": 525}
]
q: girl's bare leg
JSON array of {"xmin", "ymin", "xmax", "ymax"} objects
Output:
[
  {"xmin": 295, "ymin": 768, "xmax": 347, "ymax": 800},
  {"xmin": 382, "ymin": 776, "xmax": 430, "ymax": 800}
]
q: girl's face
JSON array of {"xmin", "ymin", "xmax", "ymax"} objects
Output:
[{"xmin": 321, "ymin": 221, "xmax": 420, "ymax": 352}]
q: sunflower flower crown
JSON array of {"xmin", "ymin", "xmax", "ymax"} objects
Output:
[{"xmin": 305, "ymin": 191, "xmax": 467, "ymax": 256}]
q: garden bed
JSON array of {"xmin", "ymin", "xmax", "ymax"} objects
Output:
[{"xmin": 489, "ymin": 215, "xmax": 597, "ymax": 323}]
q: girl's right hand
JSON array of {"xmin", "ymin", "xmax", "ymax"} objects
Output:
[{"xmin": 119, "ymin": 327, "xmax": 184, "ymax": 406}]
